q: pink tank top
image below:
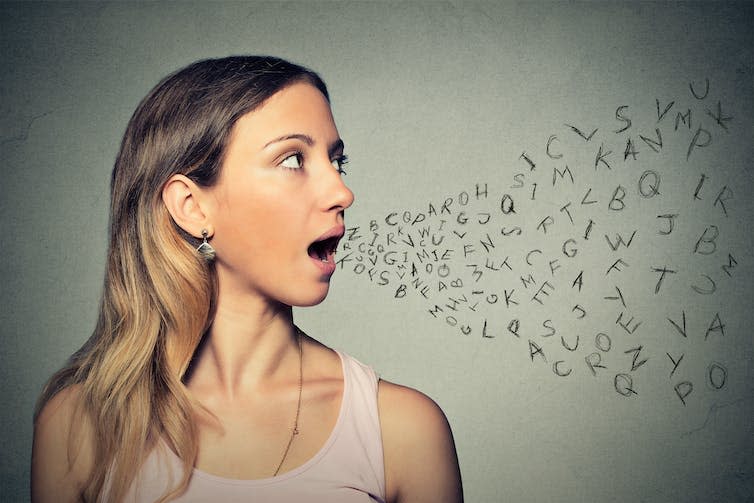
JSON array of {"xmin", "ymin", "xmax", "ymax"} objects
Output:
[{"xmin": 121, "ymin": 351, "xmax": 386, "ymax": 502}]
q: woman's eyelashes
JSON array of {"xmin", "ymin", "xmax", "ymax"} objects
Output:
[
  {"xmin": 332, "ymin": 154, "xmax": 349, "ymax": 175},
  {"xmin": 278, "ymin": 151, "xmax": 349, "ymax": 175}
]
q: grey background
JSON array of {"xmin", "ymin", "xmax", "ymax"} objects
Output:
[{"xmin": 2, "ymin": 1, "xmax": 752, "ymax": 502}]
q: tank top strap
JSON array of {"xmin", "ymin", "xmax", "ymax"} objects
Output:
[{"xmin": 329, "ymin": 350, "xmax": 386, "ymax": 500}]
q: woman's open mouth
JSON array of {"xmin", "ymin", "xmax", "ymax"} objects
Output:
[
  {"xmin": 307, "ymin": 227, "xmax": 343, "ymax": 276},
  {"xmin": 307, "ymin": 235, "xmax": 339, "ymax": 264}
]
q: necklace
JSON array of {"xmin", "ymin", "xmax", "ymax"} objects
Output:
[{"xmin": 272, "ymin": 328, "xmax": 303, "ymax": 476}]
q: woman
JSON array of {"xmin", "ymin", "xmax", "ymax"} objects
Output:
[{"xmin": 31, "ymin": 56, "xmax": 462, "ymax": 502}]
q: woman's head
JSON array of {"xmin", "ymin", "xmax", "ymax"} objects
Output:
[
  {"xmin": 170, "ymin": 81, "xmax": 354, "ymax": 308},
  {"xmin": 106, "ymin": 56, "xmax": 335, "ymax": 377}
]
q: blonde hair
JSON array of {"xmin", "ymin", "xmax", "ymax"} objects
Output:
[{"xmin": 34, "ymin": 56, "xmax": 329, "ymax": 502}]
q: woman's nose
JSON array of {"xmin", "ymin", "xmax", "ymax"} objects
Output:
[{"xmin": 323, "ymin": 164, "xmax": 354, "ymax": 212}]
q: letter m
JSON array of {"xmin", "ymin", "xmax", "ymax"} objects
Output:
[
  {"xmin": 520, "ymin": 274, "xmax": 536, "ymax": 289},
  {"xmin": 552, "ymin": 166, "xmax": 575, "ymax": 186}
]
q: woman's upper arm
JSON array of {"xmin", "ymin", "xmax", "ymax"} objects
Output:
[
  {"xmin": 31, "ymin": 386, "xmax": 92, "ymax": 503},
  {"xmin": 378, "ymin": 380, "xmax": 463, "ymax": 503}
]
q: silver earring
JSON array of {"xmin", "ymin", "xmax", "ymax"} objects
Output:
[{"xmin": 196, "ymin": 229, "xmax": 216, "ymax": 261}]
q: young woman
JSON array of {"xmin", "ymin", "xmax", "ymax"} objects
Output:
[{"xmin": 31, "ymin": 56, "xmax": 462, "ymax": 502}]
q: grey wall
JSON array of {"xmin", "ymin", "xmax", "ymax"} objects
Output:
[{"xmin": 2, "ymin": 2, "xmax": 752, "ymax": 502}]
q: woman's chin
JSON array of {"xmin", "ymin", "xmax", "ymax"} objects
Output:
[{"xmin": 287, "ymin": 284, "xmax": 331, "ymax": 308}]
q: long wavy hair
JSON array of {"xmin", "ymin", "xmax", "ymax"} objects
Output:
[{"xmin": 34, "ymin": 56, "xmax": 329, "ymax": 502}]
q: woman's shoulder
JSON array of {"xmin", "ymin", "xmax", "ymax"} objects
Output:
[
  {"xmin": 377, "ymin": 380, "xmax": 453, "ymax": 448},
  {"xmin": 35, "ymin": 382, "xmax": 82, "ymax": 420},
  {"xmin": 32, "ymin": 384, "xmax": 94, "ymax": 502},
  {"xmin": 377, "ymin": 380, "xmax": 464, "ymax": 502},
  {"xmin": 34, "ymin": 384, "xmax": 90, "ymax": 452},
  {"xmin": 377, "ymin": 379, "xmax": 446, "ymax": 421}
]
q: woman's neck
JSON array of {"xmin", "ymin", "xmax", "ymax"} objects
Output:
[{"xmin": 186, "ymin": 284, "xmax": 299, "ymax": 401}]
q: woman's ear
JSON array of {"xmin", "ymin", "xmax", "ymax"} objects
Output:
[{"xmin": 162, "ymin": 174, "xmax": 212, "ymax": 238}]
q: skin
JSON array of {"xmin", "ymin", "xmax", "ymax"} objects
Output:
[{"xmin": 32, "ymin": 82, "xmax": 462, "ymax": 502}]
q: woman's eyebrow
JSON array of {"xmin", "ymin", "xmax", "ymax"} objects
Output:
[
  {"xmin": 264, "ymin": 134, "xmax": 344, "ymax": 156},
  {"xmin": 264, "ymin": 133, "xmax": 314, "ymax": 148}
]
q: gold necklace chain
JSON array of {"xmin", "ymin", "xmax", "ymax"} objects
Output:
[{"xmin": 272, "ymin": 328, "xmax": 303, "ymax": 476}]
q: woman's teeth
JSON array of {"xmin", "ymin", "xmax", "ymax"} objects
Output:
[{"xmin": 320, "ymin": 250, "xmax": 335, "ymax": 262}]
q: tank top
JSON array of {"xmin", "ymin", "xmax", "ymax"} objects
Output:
[{"xmin": 120, "ymin": 351, "xmax": 386, "ymax": 502}]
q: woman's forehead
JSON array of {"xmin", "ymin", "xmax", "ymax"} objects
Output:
[{"xmin": 233, "ymin": 82, "xmax": 335, "ymax": 143}]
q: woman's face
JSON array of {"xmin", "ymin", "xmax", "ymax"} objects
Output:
[{"xmin": 205, "ymin": 82, "xmax": 354, "ymax": 307}]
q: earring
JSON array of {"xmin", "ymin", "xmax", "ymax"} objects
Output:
[{"xmin": 196, "ymin": 229, "xmax": 216, "ymax": 261}]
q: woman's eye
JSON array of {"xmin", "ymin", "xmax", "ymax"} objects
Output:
[
  {"xmin": 332, "ymin": 154, "xmax": 349, "ymax": 175},
  {"xmin": 280, "ymin": 153, "xmax": 303, "ymax": 170}
]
